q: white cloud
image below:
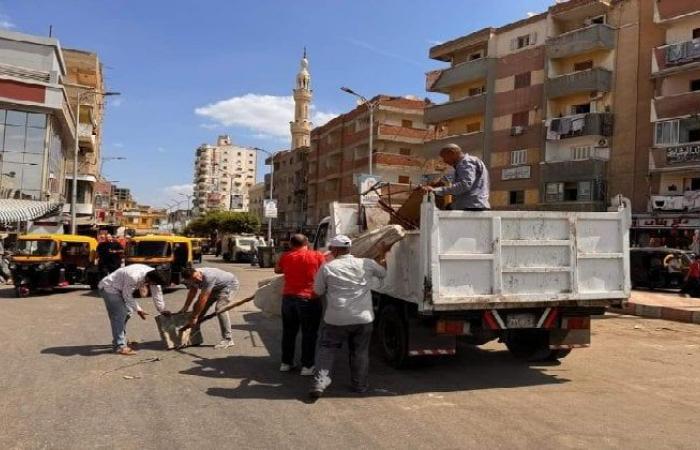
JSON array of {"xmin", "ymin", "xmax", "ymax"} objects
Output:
[
  {"xmin": 112, "ymin": 142, "xmax": 124, "ymax": 148},
  {"xmin": 199, "ymin": 123, "xmax": 220, "ymax": 130},
  {"xmin": 526, "ymin": 11, "xmax": 537, "ymax": 17},
  {"xmin": 345, "ymin": 37, "xmax": 422, "ymax": 67},
  {"xmin": 161, "ymin": 183, "xmax": 194, "ymax": 200},
  {"xmin": 195, "ymin": 94, "xmax": 336, "ymax": 139},
  {"xmin": 0, "ymin": 11, "xmax": 14, "ymax": 29}
]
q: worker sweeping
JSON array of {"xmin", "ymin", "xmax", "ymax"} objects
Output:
[
  {"xmin": 179, "ymin": 266, "xmax": 240, "ymax": 349},
  {"xmin": 98, "ymin": 264, "xmax": 170, "ymax": 356}
]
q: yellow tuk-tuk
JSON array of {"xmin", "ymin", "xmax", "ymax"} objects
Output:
[
  {"xmin": 10, "ymin": 234, "xmax": 100, "ymax": 297},
  {"xmin": 125, "ymin": 235, "xmax": 193, "ymax": 285}
]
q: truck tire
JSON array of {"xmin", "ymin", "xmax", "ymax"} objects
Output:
[
  {"xmin": 378, "ymin": 305, "xmax": 409, "ymax": 369},
  {"xmin": 505, "ymin": 330, "xmax": 549, "ymax": 360}
]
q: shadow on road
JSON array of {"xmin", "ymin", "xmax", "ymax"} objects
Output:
[
  {"xmin": 41, "ymin": 340, "xmax": 166, "ymax": 356},
  {"xmin": 180, "ymin": 312, "xmax": 569, "ymax": 403}
]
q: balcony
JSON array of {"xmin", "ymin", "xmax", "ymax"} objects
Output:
[
  {"xmin": 655, "ymin": 0, "xmax": 700, "ymax": 23},
  {"xmin": 424, "ymin": 132, "xmax": 484, "ymax": 156},
  {"xmin": 62, "ymin": 203, "xmax": 94, "ymax": 215},
  {"xmin": 650, "ymin": 143, "xmax": 700, "ymax": 171},
  {"xmin": 540, "ymin": 159, "xmax": 607, "ymax": 183},
  {"xmin": 547, "ymin": 68, "xmax": 612, "ymax": 99},
  {"xmin": 423, "ymin": 94, "xmax": 486, "ymax": 124},
  {"xmin": 77, "ymin": 122, "xmax": 96, "ymax": 151},
  {"xmin": 653, "ymin": 39, "xmax": 700, "ymax": 75},
  {"xmin": 426, "ymin": 58, "xmax": 489, "ymax": 93},
  {"xmin": 546, "ymin": 112, "xmax": 613, "ymax": 140},
  {"xmin": 653, "ymin": 90, "xmax": 700, "ymax": 120},
  {"xmin": 546, "ymin": 24, "xmax": 615, "ymax": 60},
  {"xmin": 377, "ymin": 124, "xmax": 427, "ymax": 144}
]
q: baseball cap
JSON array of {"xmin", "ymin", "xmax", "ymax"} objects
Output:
[{"xmin": 329, "ymin": 235, "xmax": 352, "ymax": 248}]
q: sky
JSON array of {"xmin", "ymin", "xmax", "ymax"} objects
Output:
[{"xmin": 0, "ymin": 0, "xmax": 553, "ymax": 207}]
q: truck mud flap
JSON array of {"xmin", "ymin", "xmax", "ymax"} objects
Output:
[{"xmin": 548, "ymin": 329, "xmax": 590, "ymax": 349}]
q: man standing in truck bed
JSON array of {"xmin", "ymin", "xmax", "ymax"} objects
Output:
[{"xmin": 421, "ymin": 143, "xmax": 490, "ymax": 211}]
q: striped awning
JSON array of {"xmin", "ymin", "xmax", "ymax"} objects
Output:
[{"xmin": 0, "ymin": 200, "xmax": 63, "ymax": 224}]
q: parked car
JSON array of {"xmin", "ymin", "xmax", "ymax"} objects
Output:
[
  {"xmin": 222, "ymin": 235, "xmax": 257, "ymax": 262},
  {"xmin": 630, "ymin": 247, "xmax": 692, "ymax": 290}
]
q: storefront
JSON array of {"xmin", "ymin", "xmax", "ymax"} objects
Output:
[{"xmin": 631, "ymin": 213, "xmax": 700, "ymax": 249}]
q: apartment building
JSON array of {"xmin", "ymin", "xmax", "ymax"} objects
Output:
[
  {"xmin": 0, "ymin": 29, "xmax": 75, "ymax": 219},
  {"xmin": 62, "ymin": 48, "xmax": 105, "ymax": 222},
  {"xmin": 307, "ymin": 95, "xmax": 430, "ymax": 224},
  {"xmin": 425, "ymin": 0, "xmax": 670, "ymax": 213},
  {"xmin": 643, "ymin": 1, "xmax": 700, "ymax": 232},
  {"xmin": 248, "ymin": 182, "xmax": 266, "ymax": 223},
  {"xmin": 193, "ymin": 135, "xmax": 257, "ymax": 215},
  {"xmin": 268, "ymin": 147, "xmax": 309, "ymax": 229}
]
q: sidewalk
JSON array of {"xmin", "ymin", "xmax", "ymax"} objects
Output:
[{"xmin": 612, "ymin": 290, "xmax": 700, "ymax": 324}]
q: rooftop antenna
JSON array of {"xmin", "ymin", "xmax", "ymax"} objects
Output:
[
  {"xmin": 303, "ymin": 46, "xmax": 306, "ymax": 58},
  {"xmin": 48, "ymin": 25, "xmax": 53, "ymax": 37}
]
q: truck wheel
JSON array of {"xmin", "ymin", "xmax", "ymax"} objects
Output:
[
  {"xmin": 505, "ymin": 330, "xmax": 549, "ymax": 360},
  {"xmin": 378, "ymin": 305, "xmax": 408, "ymax": 368},
  {"xmin": 544, "ymin": 349, "xmax": 572, "ymax": 361}
]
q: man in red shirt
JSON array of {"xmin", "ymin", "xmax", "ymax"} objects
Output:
[
  {"xmin": 682, "ymin": 254, "xmax": 700, "ymax": 297},
  {"xmin": 275, "ymin": 234, "xmax": 326, "ymax": 375}
]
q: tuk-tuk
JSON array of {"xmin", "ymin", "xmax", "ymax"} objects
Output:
[
  {"xmin": 199, "ymin": 238, "xmax": 212, "ymax": 255},
  {"xmin": 125, "ymin": 235, "xmax": 192, "ymax": 285},
  {"xmin": 630, "ymin": 247, "xmax": 693, "ymax": 289},
  {"xmin": 10, "ymin": 234, "xmax": 100, "ymax": 297},
  {"xmin": 190, "ymin": 238, "xmax": 203, "ymax": 263}
]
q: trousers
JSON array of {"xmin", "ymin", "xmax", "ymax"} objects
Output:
[
  {"xmin": 281, "ymin": 296, "xmax": 322, "ymax": 368},
  {"xmin": 313, "ymin": 322, "xmax": 373, "ymax": 392},
  {"xmin": 100, "ymin": 289, "xmax": 130, "ymax": 350},
  {"xmin": 201, "ymin": 288, "xmax": 236, "ymax": 340}
]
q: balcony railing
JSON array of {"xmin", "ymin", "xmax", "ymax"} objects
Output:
[
  {"xmin": 547, "ymin": 68, "xmax": 612, "ymax": 99},
  {"xmin": 650, "ymin": 192, "xmax": 700, "ymax": 212},
  {"xmin": 426, "ymin": 57, "xmax": 489, "ymax": 93},
  {"xmin": 546, "ymin": 112, "xmax": 613, "ymax": 140},
  {"xmin": 653, "ymin": 90, "xmax": 700, "ymax": 120},
  {"xmin": 546, "ymin": 24, "xmax": 615, "ymax": 60},
  {"xmin": 654, "ymin": 38, "xmax": 700, "ymax": 73},
  {"xmin": 540, "ymin": 159, "xmax": 607, "ymax": 183},
  {"xmin": 423, "ymin": 94, "xmax": 486, "ymax": 124},
  {"xmin": 77, "ymin": 122, "xmax": 96, "ymax": 151}
]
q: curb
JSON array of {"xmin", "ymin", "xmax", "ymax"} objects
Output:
[{"xmin": 610, "ymin": 302, "xmax": 700, "ymax": 325}]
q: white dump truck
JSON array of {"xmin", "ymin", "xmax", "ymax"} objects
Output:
[{"xmin": 312, "ymin": 195, "xmax": 631, "ymax": 367}]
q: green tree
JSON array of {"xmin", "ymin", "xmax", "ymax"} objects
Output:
[{"xmin": 184, "ymin": 211, "xmax": 260, "ymax": 236}]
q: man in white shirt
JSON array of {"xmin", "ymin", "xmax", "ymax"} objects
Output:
[
  {"xmin": 98, "ymin": 264, "xmax": 170, "ymax": 355},
  {"xmin": 309, "ymin": 235, "xmax": 389, "ymax": 398}
]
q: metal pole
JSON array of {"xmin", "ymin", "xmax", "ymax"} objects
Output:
[
  {"xmin": 268, "ymin": 154, "xmax": 274, "ymax": 244},
  {"xmin": 70, "ymin": 93, "xmax": 82, "ymax": 235},
  {"xmin": 368, "ymin": 104, "xmax": 374, "ymax": 176}
]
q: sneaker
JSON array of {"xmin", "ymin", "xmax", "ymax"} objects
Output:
[
  {"xmin": 300, "ymin": 366, "xmax": 315, "ymax": 376},
  {"xmin": 279, "ymin": 363, "xmax": 293, "ymax": 372},
  {"xmin": 308, "ymin": 388, "xmax": 324, "ymax": 399},
  {"xmin": 214, "ymin": 339, "xmax": 235, "ymax": 349}
]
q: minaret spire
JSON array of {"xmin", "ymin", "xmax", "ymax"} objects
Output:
[{"xmin": 291, "ymin": 48, "xmax": 312, "ymax": 149}]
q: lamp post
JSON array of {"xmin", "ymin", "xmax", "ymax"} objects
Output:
[
  {"xmin": 71, "ymin": 89, "xmax": 120, "ymax": 234},
  {"xmin": 340, "ymin": 87, "xmax": 378, "ymax": 176},
  {"xmin": 252, "ymin": 146, "xmax": 275, "ymax": 244}
]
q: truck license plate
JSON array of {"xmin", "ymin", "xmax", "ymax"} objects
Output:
[{"xmin": 507, "ymin": 313, "xmax": 536, "ymax": 329}]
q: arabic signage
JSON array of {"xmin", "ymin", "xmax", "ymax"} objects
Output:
[
  {"xmin": 632, "ymin": 215, "xmax": 700, "ymax": 229},
  {"xmin": 263, "ymin": 199, "xmax": 278, "ymax": 219},
  {"xmin": 666, "ymin": 144, "xmax": 700, "ymax": 164},
  {"xmin": 501, "ymin": 165, "xmax": 531, "ymax": 180}
]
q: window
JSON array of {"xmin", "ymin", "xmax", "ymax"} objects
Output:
[
  {"xmin": 401, "ymin": 119, "xmax": 413, "ymax": 128},
  {"xmin": 237, "ymin": 152, "xmax": 241, "ymax": 156},
  {"xmin": 468, "ymin": 86, "xmax": 484, "ymax": 96},
  {"xmin": 545, "ymin": 182, "xmax": 563, "ymax": 202},
  {"xmin": 514, "ymin": 72, "xmax": 531, "ymax": 89},
  {"xmin": 512, "ymin": 111, "xmax": 529, "ymax": 127},
  {"xmin": 577, "ymin": 181, "xmax": 592, "ymax": 201},
  {"xmin": 515, "ymin": 34, "xmax": 530, "ymax": 49},
  {"xmin": 691, "ymin": 79, "xmax": 700, "ymax": 92},
  {"xmin": 399, "ymin": 148, "xmax": 411, "ymax": 156},
  {"xmin": 590, "ymin": 15, "xmax": 605, "ymax": 25},
  {"xmin": 469, "ymin": 51, "xmax": 483, "ymax": 61},
  {"xmin": 398, "ymin": 175, "xmax": 411, "ymax": 184},
  {"xmin": 570, "ymin": 103, "xmax": 591, "ymax": 114},
  {"xmin": 690, "ymin": 178, "xmax": 700, "ymax": 191},
  {"xmin": 466, "ymin": 121, "xmax": 481, "ymax": 133},
  {"xmin": 509, "ymin": 190, "xmax": 524, "ymax": 205},
  {"xmin": 0, "ymin": 109, "xmax": 48, "ymax": 200},
  {"xmin": 511, "ymin": 149, "xmax": 527, "ymax": 166},
  {"xmin": 655, "ymin": 120, "xmax": 679, "ymax": 145},
  {"xmin": 563, "ymin": 182, "xmax": 579, "ymax": 201},
  {"xmin": 572, "ymin": 145, "xmax": 592, "ymax": 160},
  {"xmin": 693, "ymin": 28, "xmax": 700, "ymax": 39},
  {"xmin": 574, "ymin": 60, "xmax": 593, "ymax": 71}
]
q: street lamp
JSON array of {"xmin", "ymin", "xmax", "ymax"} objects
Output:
[
  {"xmin": 71, "ymin": 89, "xmax": 121, "ymax": 234},
  {"xmin": 341, "ymin": 86, "xmax": 378, "ymax": 176}
]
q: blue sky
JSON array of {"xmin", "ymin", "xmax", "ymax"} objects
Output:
[{"xmin": 0, "ymin": 0, "xmax": 552, "ymax": 207}]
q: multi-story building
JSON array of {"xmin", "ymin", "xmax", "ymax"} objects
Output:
[
  {"xmin": 193, "ymin": 135, "xmax": 257, "ymax": 215},
  {"xmin": 307, "ymin": 95, "xmax": 430, "ymax": 224},
  {"xmin": 0, "ymin": 29, "xmax": 75, "ymax": 220},
  {"xmin": 62, "ymin": 48, "xmax": 104, "ymax": 223},
  {"xmin": 120, "ymin": 204, "xmax": 166, "ymax": 233},
  {"xmin": 644, "ymin": 1, "xmax": 700, "ymax": 228},
  {"xmin": 248, "ymin": 182, "xmax": 266, "ymax": 222},
  {"xmin": 424, "ymin": 0, "xmax": 672, "ymax": 214}
]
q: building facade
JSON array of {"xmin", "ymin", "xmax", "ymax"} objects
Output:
[
  {"xmin": 0, "ymin": 29, "xmax": 75, "ymax": 206},
  {"xmin": 248, "ymin": 182, "xmax": 266, "ymax": 222},
  {"xmin": 307, "ymin": 95, "xmax": 430, "ymax": 224},
  {"xmin": 424, "ymin": 0, "xmax": 671, "ymax": 214},
  {"xmin": 193, "ymin": 135, "xmax": 257, "ymax": 215},
  {"xmin": 62, "ymin": 48, "xmax": 105, "ymax": 222}
]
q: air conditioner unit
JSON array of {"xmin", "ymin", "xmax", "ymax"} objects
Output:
[
  {"xmin": 597, "ymin": 138, "xmax": 609, "ymax": 147},
  {"xmin": 511, "ymin": 126, "xmax": 525, "ymax": 136}
]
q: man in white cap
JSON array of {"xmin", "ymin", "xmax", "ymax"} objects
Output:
[
  {"xmin": 421, "ymin": 143, "xmax": 490, "ymax": 211},
  {"xmin": 309, "ymin": 234, "xmax": 390, "ymax": 398}
]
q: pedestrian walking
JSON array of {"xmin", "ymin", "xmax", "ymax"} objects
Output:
[
  {"xmin": 275, "ymin": 234, "xmax": 326, "ymax": 375},
  {"xmin": 690, "ymin": 230, "xmax": 700, "ymax": 255},
  {"xmin": 98, "ymin": 264, "xmax": 170, "ymax": 355},
  {"xmin": 179, "ymin": 267, "xmax": 240, "ymax": 349},
  {"xmin": 309, "ymin": 235, "xmax": 390, "ymax": 398},
  {"xmin": 681, "ymin": 254, "xmax": 700, "ymax": 298},
  {"xmin": 97, "ymin": 234, "xmax": 124, "ymax": 278}
]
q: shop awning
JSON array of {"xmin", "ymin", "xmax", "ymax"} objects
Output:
[{"xmin": 0, "ymin": 200, "xmax": 63, "ymax": 224}]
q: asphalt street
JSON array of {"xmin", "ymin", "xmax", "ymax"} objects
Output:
[{"xmin": 1, "ymin": 256, "xmax": 699, "ymax": 449}]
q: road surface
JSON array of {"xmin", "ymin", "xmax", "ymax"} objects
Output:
[{"xmin": 1, "ymin": 256, "xmax": 699, "ymax": 449}]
